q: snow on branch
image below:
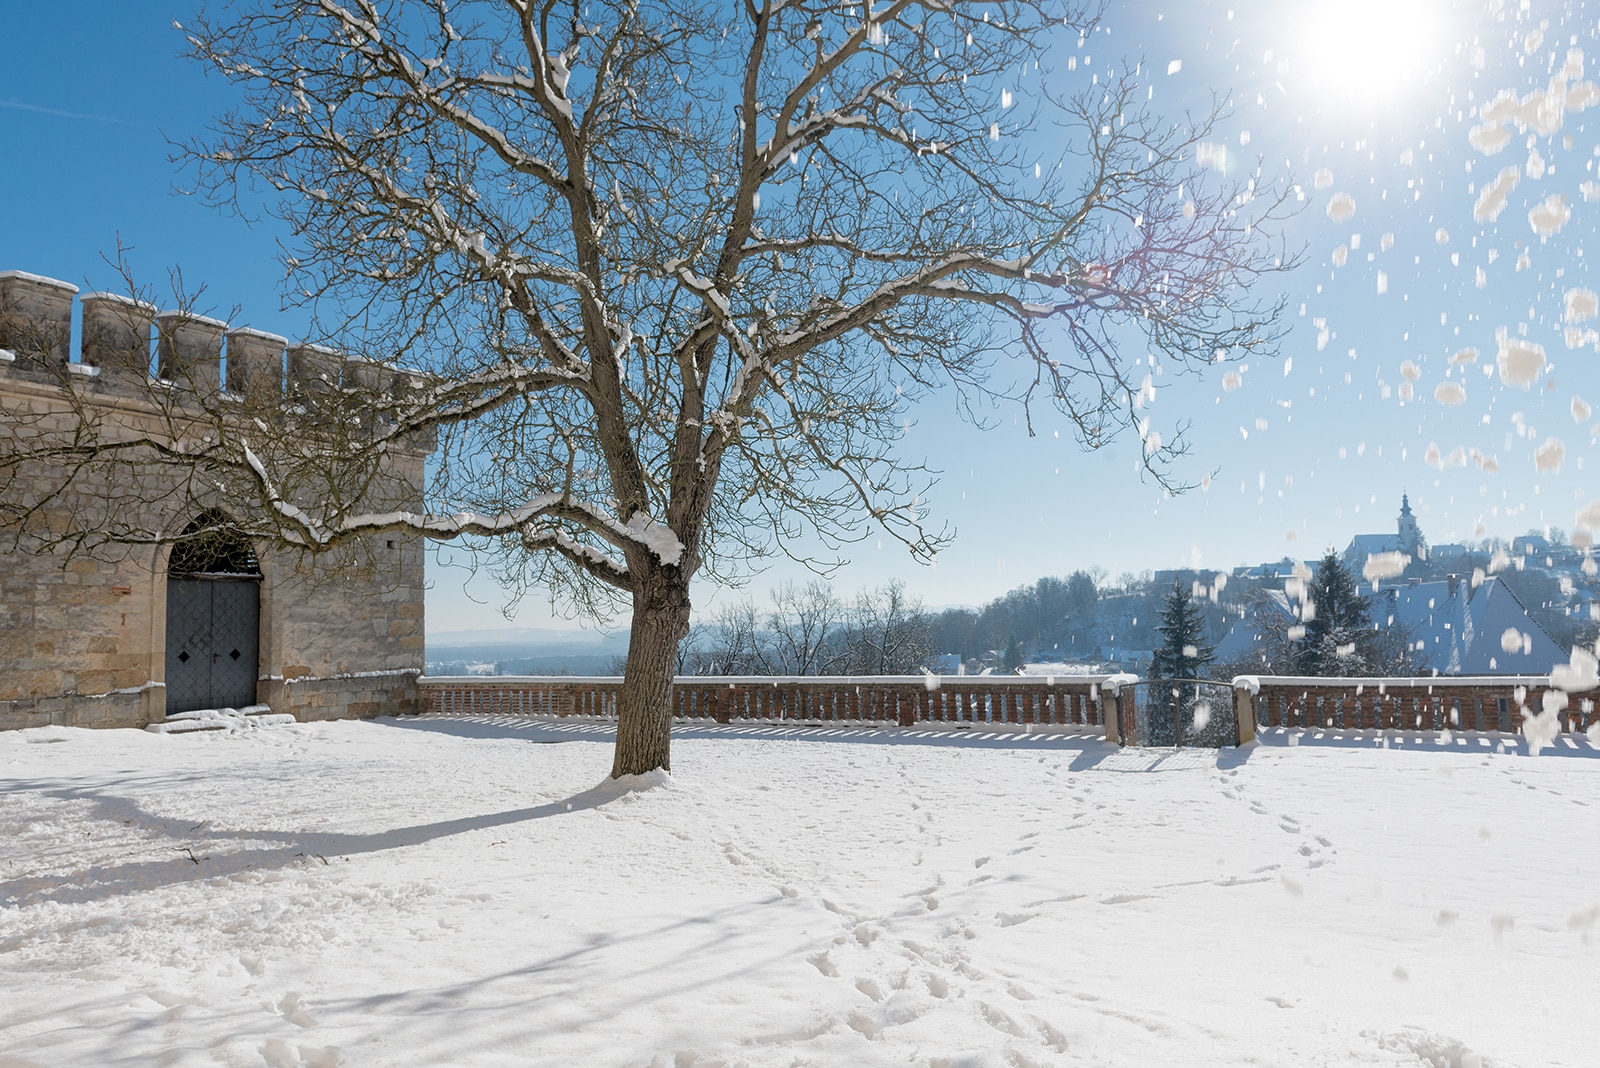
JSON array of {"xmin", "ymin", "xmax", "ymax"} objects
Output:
[{"xmin": 239, "ymin": 440, "xmax": 679, "ymax": 577}]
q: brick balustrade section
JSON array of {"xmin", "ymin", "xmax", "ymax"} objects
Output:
[
  {"xmin": 418, "ymin": 675, "xmax": 1115, "ymax": 729},
  {"xmin": 420, "ymin": 673, "xmax": 1596, "ymax": 745},
  {"xmin": 1235, "ymin": 675, "xmax": 1596, "ymax": 735}
]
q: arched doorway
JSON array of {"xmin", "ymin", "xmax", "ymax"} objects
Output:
[{"xmin": 164, "ymin": 512, "xmax": 261, "ymax": 714}]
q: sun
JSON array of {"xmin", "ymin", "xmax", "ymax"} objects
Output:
[{"xmin": 1294, "ymin": 0, "xmax": 1448, "ymax": 105}]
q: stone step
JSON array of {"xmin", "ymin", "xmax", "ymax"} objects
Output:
[{"xmin": 147, "ymin": 705, "xmax": 297, "ymax": 734}]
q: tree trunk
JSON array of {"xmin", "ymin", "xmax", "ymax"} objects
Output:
[{"xmin": 612, "ymin": 570, "xmax": 692, "ymax": 777}]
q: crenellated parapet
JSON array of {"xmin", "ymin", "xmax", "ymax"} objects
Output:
[{"xmin": 0, "ymin": 270, "xmax": 429, "ymax": 448}]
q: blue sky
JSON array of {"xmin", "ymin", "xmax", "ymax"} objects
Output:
[{"xmin": 3, "ymin": 2, "xmax": 1596, "ymax": 636}]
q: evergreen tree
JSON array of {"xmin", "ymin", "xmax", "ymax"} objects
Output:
[
  {"xmin": 1003, "ymin": 635, "xmax": 1025, "ymax": 673},
  {"xmin": 1150, "ymin": 583, "xmax": 1215, "ymax": 679},
  {"xmin": 1294, "ymin": 551, "xmax": 1372, "ymax": 675}
]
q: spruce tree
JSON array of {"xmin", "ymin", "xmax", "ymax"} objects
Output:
[
  {"xmin": 1295, "ymin": 551, "xmax": 1372, "ymax": 675},
  {"xmin": 1151, "ymin": 583, "xmax": 1215, "ymax": 679}
]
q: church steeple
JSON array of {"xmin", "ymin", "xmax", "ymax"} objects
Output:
[{"xmin": 1397, "ymin": 494, "xmax": 1422, "ymax": 557}]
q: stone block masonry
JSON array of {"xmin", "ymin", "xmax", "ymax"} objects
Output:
[{"xmin": 0, "ymin": 269, "xmax": 432, "ymax": 731}]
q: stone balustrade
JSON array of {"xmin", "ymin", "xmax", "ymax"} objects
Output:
[
  {"xmin": 419, "ymin": 674, "xmax": 1115, "ymax": 732},
  {"xmin": 1233, "ymin": 675, "xmax": 1595, "ymax": 737},
  {"xmin": 421, "ymin": 673, "xmax": 1597, "ymax": 750}
]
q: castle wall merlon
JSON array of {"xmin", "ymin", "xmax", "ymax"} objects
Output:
[
  {"xmin": 0, "ymin": 270, "xmax": 79, "ymax": 292},
  {"xmin": 0, "ymin": 272, "xmax": 76, "ymax": 371},
  {"xmin": 391, "ymin": 367, "xmax": 439, "ymax": 451},
  {"xmin": 81, "ymin": 293, "xmax": 157, "ymax": 380},
  {"xmin": 224, "ymin": 327, "xmax": 285, "ymax": 400},
  {"xmin": 342, "ymin": 354, "xmax": 393, "ymax": 431},
  {"xmin": 155, "ymin": 310, "xmax": 225, "ymax": 395},
  {"xmin": 287, "ymin": 343, "xmax": 342, "ymax": 411}
]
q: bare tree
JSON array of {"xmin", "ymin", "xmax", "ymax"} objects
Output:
[
  {"xmin": 700, "ymin": 598, "xmax": 770, "ymax": 675},
  {"xmin": 838, "ymin": 579, "xmax": 934, "ymax": 675},
  {"xmin": 767, "ymin": 580, "xmax": 841, "ymax": 675},
  {"xmin": 3, "ymin": 1, "xmax": 1292, "ymax": 775}
]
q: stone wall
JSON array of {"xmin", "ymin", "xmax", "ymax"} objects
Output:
[{"xmin": 0, "ymin": 269, "xmax": 431, "ymax": 731}]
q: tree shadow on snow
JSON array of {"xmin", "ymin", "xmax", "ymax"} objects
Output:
[
  {"xmin": 380, "ymin": 712, "xmax": 1118, "ymax": 753},
  {"xmin": 1245, "ymin": 726, "xmax": 1600, "ymax": 760},
  {"xmin": 0, "ymin": 773, "xmax": 655, "ymax": 910}
]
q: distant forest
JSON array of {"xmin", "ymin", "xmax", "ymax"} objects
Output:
[{"xmin": 679, "ymin": 532, "xmax": 1598, "ymax": 677}]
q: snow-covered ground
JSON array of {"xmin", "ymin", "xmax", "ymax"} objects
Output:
[{"xmin": 3, "ymin": 717, "xmax": 1597, "ymax": 1068}]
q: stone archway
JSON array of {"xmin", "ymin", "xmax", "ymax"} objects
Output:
[{"xmin": 164, "ymin": 512, "xmax": 261, "ymax": 715}]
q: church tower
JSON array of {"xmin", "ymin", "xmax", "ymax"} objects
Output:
[{"xmin": 1397, "ymin": 494, "xmax": 1423, "ymax": 558}]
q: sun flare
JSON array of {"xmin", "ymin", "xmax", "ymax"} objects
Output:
[{"xmin": 1297, "ymin": 0, "xmax": 1446, "ymax": 104}]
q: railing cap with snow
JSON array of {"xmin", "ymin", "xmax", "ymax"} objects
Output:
[
  {"xmin": 420, "ymin": 674, "xmax": 1128, "ymax": 687},
  {"xmin": 1233, "ymin": 674, "xmax": 1561, "ymax": 690}
]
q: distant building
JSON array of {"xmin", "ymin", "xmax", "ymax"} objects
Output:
[
  {"xmin": 1381, "ymin": 577, "xmax": 1567, "ymax": 674},
  {"xmin": 1511, "ymin": 533, "xmax": 1553, "ymax": 558},
  {"xmin": 1343, "ymin": 494, "xmax": 1426, "ymax": 572},
  {"xmin": 1214, "ymin": 575, "xmax": 1568, "ymax": 675},
  {"xmin": 1233, "ymin": 559, "xmax": 1316, "ymax": 582}
]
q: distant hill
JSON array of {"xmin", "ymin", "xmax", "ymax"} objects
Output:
[{"xmin": 426, "ymin": 626, "xmax": 629, "ymax": 676}]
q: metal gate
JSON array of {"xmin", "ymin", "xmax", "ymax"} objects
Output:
[
  {"xmin": 1127, "ymin": 679, "xmax": 1237, "ymax": 748},
  {"xmin": 165, "ymin": 575, "xmax": 260, "ymax": 714}
]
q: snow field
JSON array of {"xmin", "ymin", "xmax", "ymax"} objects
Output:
[{"xmin": 2, "ymin": 717, "xmax": 1598, "ymax": 1067}]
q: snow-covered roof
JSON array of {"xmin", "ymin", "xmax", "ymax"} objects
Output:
[
  {"xmin": 1215, "ymin": 577, "xmax": 1569, "ymax": 676},
  {"xmin": 1345, "ymin": 533, "xmax": 1404, "ymax": 557},
  {"xmin": 1213, "ymin": 590, "xmax": 1292, "ymax": 665},
  {"xmin": 1384, "ymin": 577, "xmax": 1567, "ymax": 675}
]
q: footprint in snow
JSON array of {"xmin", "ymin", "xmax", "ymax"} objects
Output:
[
  {"xmin": 856, "ymin": 977, "xmax": 886, "ymax": 1001},
  {"xmin": 275, "ymin": 992, "xmax": 316, "ymax": 1028},
  {"xmin": 1037, "ymin": 1019, "xmax": 1071, "ymax": 1053},
  {"xmin": 978, "ymin": 1001, "xmax": 1029, "ymax": 1038},
  {"xmin": 1099, "ymin": 893, "xmax": 1152, "ymax": 905}
]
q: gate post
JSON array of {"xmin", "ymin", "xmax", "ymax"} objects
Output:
[
  {"xmin": 1234, "ymin": 679, "xmax": 1257, "ymax": 745},
  {"xmin": 1101, "ymin": 687, "xmax": 1122, "ymax": 746}
]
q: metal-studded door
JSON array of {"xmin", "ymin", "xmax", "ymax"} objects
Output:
[{"xmin": 165, "ymin": 575, "xmax": 260, "ymax": 714}]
